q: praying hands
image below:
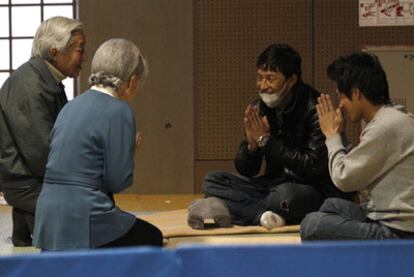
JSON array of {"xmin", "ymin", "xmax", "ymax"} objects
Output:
[{"xmin": 316, "ymin": 94, "xmax": 344, "ymax": 138}]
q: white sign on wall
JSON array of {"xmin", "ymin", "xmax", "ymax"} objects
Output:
[{"xmin": 359, "ymin": 0, "xmax": 414, "ymax": 26}]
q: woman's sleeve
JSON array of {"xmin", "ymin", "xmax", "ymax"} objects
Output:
[{"xmin": 102, "ymin": 102, "xmax": 136, "ymax": 193}]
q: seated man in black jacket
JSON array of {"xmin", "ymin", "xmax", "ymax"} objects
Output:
[{"xmin": 188, "ymin": 44, "xmax": 354, "ymax": 229}]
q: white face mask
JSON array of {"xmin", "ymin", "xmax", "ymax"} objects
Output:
[{"xmin": 259, "ymin": 82, "xmax": 288, "ymax": 108}]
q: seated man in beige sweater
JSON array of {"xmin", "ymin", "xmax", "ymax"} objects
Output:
[{"xmin": 300, "ymin": 52, "xmax": 414, "ymax": 240}]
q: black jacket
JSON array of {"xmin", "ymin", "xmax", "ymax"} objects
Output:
[
  {"xmin": 235, "ymin": 80, "xmax": 354, "ymax": 199},
  {"xmin": 0, "ymin": 58, "xmax": 67, "ymax": 186}
]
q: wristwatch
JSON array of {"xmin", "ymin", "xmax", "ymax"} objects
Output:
[{"xmin": 257, "ymin": 134, "xmax": 270, "ymax": 147}]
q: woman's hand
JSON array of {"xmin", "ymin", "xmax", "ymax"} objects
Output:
[{"xmin": 136, "ymin": 132, "xmax": 142, "ymax": 149}]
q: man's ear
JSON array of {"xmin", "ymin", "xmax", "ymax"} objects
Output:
[
  {"xmin": 289, "ymin": 73, "xmax": 298, "ymax": 85},
  {"xmin": 351, "ymin": 88, "xmax": 362, "ymax": 100},
  {"xmin": 50, "ymin": 48, "xmax": 58, "ymax": 61}
]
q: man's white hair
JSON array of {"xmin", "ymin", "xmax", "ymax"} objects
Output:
[
  {"xmin": 89, "ymin": 38, "xmax": 148, "ymax": 91},
  {"xmin": 31, "ymin": 16, "xmax": 84, "ymax": 61}
]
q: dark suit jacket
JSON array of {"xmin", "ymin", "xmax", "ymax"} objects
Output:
[{"xmin": 0, "ymin": 58, "xmax": 67, "ymax": 187}]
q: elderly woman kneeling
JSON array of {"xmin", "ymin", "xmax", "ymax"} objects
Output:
[{"xmin": 33, "ymin": 39, "xmax": 163, "ymax": 250}]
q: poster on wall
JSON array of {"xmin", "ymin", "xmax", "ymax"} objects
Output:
[{"xmin": 359, "ymin": 0, "xmax": 414, "ymax": 26}]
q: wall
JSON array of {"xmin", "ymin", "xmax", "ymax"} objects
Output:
[{"xmin": 79, "ymin": 0, "xmax": 194, "ymax": 193}]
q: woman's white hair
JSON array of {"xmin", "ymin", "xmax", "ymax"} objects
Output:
[
  {"xmin": 31, "ymin": 16, "xmax": 84, "ymax": 61},
  {"xmin": 88, "ymin": 38, "xmax": 148, "ymax": 91}
]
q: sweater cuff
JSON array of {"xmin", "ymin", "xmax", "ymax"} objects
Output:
[{"xmin": 325, "ymin": 134, "xmax": 343, "ymax": 152}]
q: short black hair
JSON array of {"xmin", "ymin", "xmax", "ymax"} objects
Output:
[
  {"xmin": 327, "ymin": 52, "xmax": 390, "ymax": 105},
  {"xmin": 256, "ymin": 44, "xmax": 302, "ymax": 79}
]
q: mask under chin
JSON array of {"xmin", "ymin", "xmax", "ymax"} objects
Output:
[
  {"xmin": 259, "ymin": 92, "xmax": 282, "ymax": 108},
  {"xmin": 259, "ymin": 81, "xmax": 290, "ymax": 108}
]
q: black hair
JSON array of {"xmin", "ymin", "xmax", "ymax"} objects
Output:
[
  {"xmin": 327, "ymin": 52, "xmax": 390, "ymax": 105},
  {"xmin": 256, "ymin": 44, "xmax": 302, "ymax": 79}
]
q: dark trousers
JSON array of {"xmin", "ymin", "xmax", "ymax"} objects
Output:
[
  {"xmin": 203, "ymin": 171, "xmax": 324, "ymax": 225},
  {"xmin": 98, "ymin": 217, "xmax": 163, "ymax": 248},
  {"xmin": 300, "ymin": 198, "xmax": 402, "ymax": 240},
  {"xmin": 2, "ymin": 181, "xmax": 42, "ymax": 243}
]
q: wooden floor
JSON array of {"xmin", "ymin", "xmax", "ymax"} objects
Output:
[{"xmin": 0, "ymin": 194, "xmax": 300, "ymax": 255}]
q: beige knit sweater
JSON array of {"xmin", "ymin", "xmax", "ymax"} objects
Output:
[{"xmin": 326, "ymin": 105, "xmax": 414, "ymax": 232}]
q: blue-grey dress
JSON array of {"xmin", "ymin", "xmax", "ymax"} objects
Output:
[{"xmin": 33, "ymin": 89, "xmax": 136, "ymax": 250}]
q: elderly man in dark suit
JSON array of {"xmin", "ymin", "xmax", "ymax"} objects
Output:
[{"xmin": 0, "ymin": 16, "xmax": 85, "ymax": 246}]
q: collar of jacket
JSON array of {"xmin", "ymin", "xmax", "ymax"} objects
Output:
[{"xmin": 28, "ymin": 58, "xmax": 65, "ymax": 94}]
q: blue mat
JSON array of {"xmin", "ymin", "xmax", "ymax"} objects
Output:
[
  {"xmin": 0, "ymin": 247, "xmax": 180, "ymax": 277},
  {"xmin": 178, "ymin": 240, "xmax": 414, "ymax": 277},
  {"xmin": 1, "ymin": 240, "xmax": 414, "ymax": 277}
]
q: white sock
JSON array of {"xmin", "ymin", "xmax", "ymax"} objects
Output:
[{"xmin": 260, "ymin": 211, "xmax": 286, "ymax": 230}]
